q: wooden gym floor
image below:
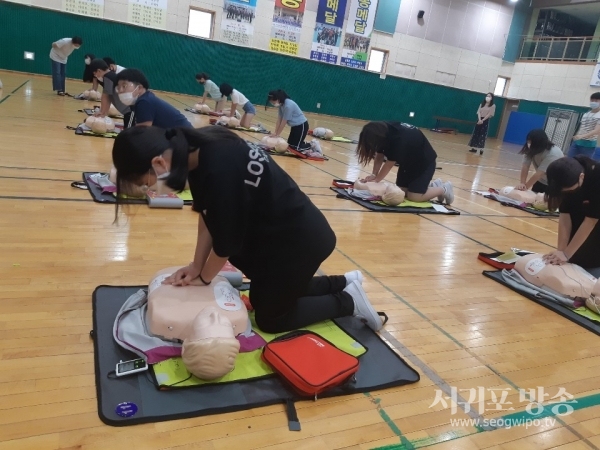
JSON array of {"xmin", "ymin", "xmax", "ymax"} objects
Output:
[{"xmin": 1, "ymin": 70, "xmax": 599, "ymax": 450}]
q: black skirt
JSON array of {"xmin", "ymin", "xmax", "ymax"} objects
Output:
[{"xmin": 468, "ymin": 119, "xmax": 490, "ymax": 149}]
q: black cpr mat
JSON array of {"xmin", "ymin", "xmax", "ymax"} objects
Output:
[
  {"xmin": 92, "ymin": 285, "xmax": 420, "ymax": 426},
  {"xmin": 331, "ymin": 187, "xmax": 460, "ymax": 215},
  {"xmin": 483, "ymin": 270, "xmax": 600, "ymax": 336}
]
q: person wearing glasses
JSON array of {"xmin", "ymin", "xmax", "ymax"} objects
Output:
[{"xmin": 115, "ymin": 68, "xmax": 192, "ymax": 129}]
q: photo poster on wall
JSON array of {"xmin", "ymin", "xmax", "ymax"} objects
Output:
[
  {"xmin": 269, "ymin": 0, "xmax": 306, "ymax": 56},
  {"xmin": 128, "ymin": 0, "xmax": 167, "ymax": 30},
  {"xmin": 63, "ymin": 0, "xmax": 104, "ymax": 18},
  {"xmin": 590, "ymin": 62, "xmax": 600, "ymax": 87},
  {"xmin": 221, "ymin": 0, "xmax": 257, "ymax": 46},
  {"xmin": 340, "ymin": 0, "xmax": 378, "ymax": 69},
  {"xmin": 310, "ymin": 0, "xmax": 347, "ymax": 64}
]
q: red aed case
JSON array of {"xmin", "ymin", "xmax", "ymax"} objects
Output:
[{"xmin": 261, "ymin": 330, "xmax": 359, "ymax": 398}]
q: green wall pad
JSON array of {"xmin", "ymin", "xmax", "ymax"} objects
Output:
[{"xmin": 1, "ymin": 1, "xmax": 502, "ymax": 135}]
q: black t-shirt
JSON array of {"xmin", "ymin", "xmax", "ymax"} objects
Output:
[
  {"xmin": 378, "ymin": 122, "xmax": 437, "ymax": 175},
  {"xmin": 187, "ymin": 139, "xmax": 330, "ymax": 261},
  {"xmin": 560, "ymin": 159, "xmax": 600, "ymax": 232}
]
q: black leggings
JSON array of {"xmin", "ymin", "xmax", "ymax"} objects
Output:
[
  {"xmin": 531, "ymin": 181, "xmax": 547, "ymax": 194},
  {"xmin": 287, "ymin": 120, "xmax": 311, "ymax": 151}
]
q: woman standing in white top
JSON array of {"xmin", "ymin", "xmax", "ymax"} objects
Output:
[
  {"xmin": 220, "ymin": 83, "xmax": 256, "ymax": 128},
  {"xmin": 468, "ymin": 92, "xmax": 496, "ymax": 155}
]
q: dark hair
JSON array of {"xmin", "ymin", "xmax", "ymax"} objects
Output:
[
  {"xmin": 591, "ymin": 92, "xmax": 600, "ymax": 100},
  {"xmin": 265, "ymin": 89, "xmax": 290, "ymax": 110},
  {"xmin": 545, "ymin": 156, "xmax": 591, "ymax": 210},
  {"xmin": 356, "ymin": 122, "xmax": 389, "ymax": 166},
  {"xmin": 89, "ymin": 58, "xmax": 109, "ymax": 74},
  {"xmin": 72, "ymin": 36, "xmax": 83, "ymax": 45},
  {"xmin": 112, "ymin": 126, "xmax": 243, "ymax": 221},
  {"xmin": 196, "ymin": 72, "xmax": 209, "ymax": 80},
  {"xmin": 519, "ymin": 128, "xmax": 554, "ymax": 158},
  {"xmin": 481, "ymin": 92, "xmax": 494, "ymax": 107},
  {"xmin": 220, "ymin": 83, "xmax": 233, "ymax": 97},
  {"xmin": 103, "ymin": 57, "xmax": 116, "ymax": 66},
  {"xmin": 82, "ymin": 53, "xmax": 95, "ymax": 82},
  {"xmin": 116, "ymin": 69, "xmax": 149, "ymax": 89}
]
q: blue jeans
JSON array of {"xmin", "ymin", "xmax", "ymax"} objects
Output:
[
  {"xmin": 592, "ymin": 148, "xmax": 600, "ymax": 161},
  {"xmin": 568, "ymin": 143, "xmax": 595, "ymax": 158},
  {"xmin": 51, "ymin": 59, "xmax": 66, "ymax": 92}
]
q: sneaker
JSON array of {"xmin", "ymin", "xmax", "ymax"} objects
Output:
[
  {"xmin": 344, "ymin": 270, "xmax": 363, "ymax": 287},
  {"xmin": 310, "ymin": 139, "xmax": 322, "ymax": 154},
  {"xmin": 430, "ymin": 178, "xmax": 444, "ymax": 202},
  {"xmin": 442, "ymin": 181, "xmax": 454, "ymax": 205},
  {"xmin": 469, "ymin": 148, "xmax": 477, "ymax": 153},
  {"xmin": 344, "ymin": 280, "xmax": 383, "ymax": 332}
]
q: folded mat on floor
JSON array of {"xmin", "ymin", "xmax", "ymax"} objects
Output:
[
  {"xmin": 67, "ymin": 123, "xmax": 122, "ymax": 139},
  {"xmin": 92, "ymin": 285, "xmax": 420, "ymax": 426},
  {"xmin": 184, "ymin": 107, "xmax": 223, "ymax": 116},
  {"xmin": 80, "ymin": 108, "xmax": 124, "ymax": 119},
  {"xmin": 474, "ymin": 190, "xmax": 559, "ymax": 217},
  {"xmin": 82, "ymin": 172, "xmax": 193, "ymax": 205},
  {"xmin": 483, "ymin": 270, "xmax": 600, "ymax": 336},
  {"xmin": 331, "ymin": 187, "xmax": 459, "ymax": 215}
]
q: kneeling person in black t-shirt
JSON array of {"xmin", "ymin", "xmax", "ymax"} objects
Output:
[{"xmin": 356, "ymin": 122, "xmax": 454, "ymax": 205}]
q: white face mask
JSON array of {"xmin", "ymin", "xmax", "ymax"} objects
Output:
[
  {"xmin": 119, "ymin": 86, "xmax": 139, "ymax": 106},
  {"xmin": 85, "ymin": 58, "xmax": 91, "ymax": 65},
  {"xmin": 485, "ymin": 96, "xmax": 492, "ymax": 102},
  {"xmin": 590, "ymin": 102, "xmax": 599, "ymax": 109}
]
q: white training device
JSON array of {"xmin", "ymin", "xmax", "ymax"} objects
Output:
[{"xmin": 115, "ymin": 358, "xmax": 148, "ymax": 377}]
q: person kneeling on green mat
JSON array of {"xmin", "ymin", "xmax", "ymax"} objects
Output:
[{"xmin": 112, "ymin": 126, "xmax": 387, "ymax": 334}]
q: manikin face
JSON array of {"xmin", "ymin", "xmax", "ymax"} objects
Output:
[{"xmin": 189, "ymin": 306, "xmax": 235, "ymax": 341}]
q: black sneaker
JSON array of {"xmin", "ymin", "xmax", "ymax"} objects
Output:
[{"xmin": 469, "ymin": 148, "xmax": 477, "ymax": 153}]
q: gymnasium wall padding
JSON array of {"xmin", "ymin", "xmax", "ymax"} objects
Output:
[
  {"xmin": 518, "ymin": 100, "xmax": 588, "ymax": 117},
  {"xmin": 0, "ymin": 1, "xmax": 514, "ymax": 136}
]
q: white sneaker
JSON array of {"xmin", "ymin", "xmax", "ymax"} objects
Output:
[
  {"xmin": 443, "ymin": 181, "xmax": 454, "ymax": 205},
  {"xmin": 310, "ymin": 140, "xmax": 322, "ymax": 154},
  {"xmin": 344, "ymin": 270, "xmax": 363, "ymax": 287},
  {"xmin": 430, "ymin": 178, "xmax": 444, "ymax": 202},
  {"xmin": 344, "ymin": 280, "xmax": 383, "ymax": 332}
]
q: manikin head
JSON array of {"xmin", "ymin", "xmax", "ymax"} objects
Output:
[{"xmin": 181, "ymin": 306, "xmax": 240, "ymax": 380}]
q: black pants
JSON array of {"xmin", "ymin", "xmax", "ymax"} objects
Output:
[
  {"xmin": 287, "ymin": 120, "xmax": 311, "ymax": 151},
  {"xmin": 230, "ymin": 212, "xmax": 354, "ymax": 333},
  {"xmin": 568, "ymin": 217, "xmax": 600, "ymax": 269},
  {"xmin": 531, "ymin": 181, "xmax": 547, "ymax": 193}
]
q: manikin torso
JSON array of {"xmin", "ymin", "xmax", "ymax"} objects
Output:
[
  {"xmin": 500, "ymin": 187, "xmax": 546, "ymax": 206},
  {"xmin": 515, "ymin": 253, "xmax": 600, "ymax": 300},
  {"xmin": 147, "ymin": 267, "xmax": 249, "ymax": 341},
  {"xmin": 353, "ymin": 180, "xmax": 406, "ymax": 205}
]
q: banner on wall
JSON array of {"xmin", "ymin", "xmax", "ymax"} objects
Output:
[
  {"xmin": 340, "ymin": 0, "xmax": 378, "ymax": 70},
  {"xmin": 590, "ymin": 62, "xmax": 600, "ymax": 87},
  {"xmin": 309, "ymin": 0, "xmax": 347, "ymax": 64},
  {"xmin": 63, "ymin": 0, "xmax": 104, "ymax": 18},
  {"xmin": 221, "ymin": 0, "xmax": 256, "ymax": 46},
  {"xmin": 128, "ymin": 0, "xmax": 167, "ymax": 30},
  {"xmin": 269, "ymin": 0, "xmax": 305, "ymax": 56}
]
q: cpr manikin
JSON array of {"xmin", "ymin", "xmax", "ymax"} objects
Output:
[
  {"xmin": 500, "ymin": 186, "xmax": 548, "ymax": 209},
  {"xmin": 354, "ymin": 180, "xmax": 406, "ymax": 206},
  {"xmin": 312, "ymin": 127, "xmax": 334, "ymax": 139},
  {"xmin": 146, "ymin": 267, "xmax": 249, "ymax": 380},
  {"xmin": 261, "ymin": 136, "xmax": 289, "ymax": 153},
  {"xmin": 515, "ymin": 253, "xmax": 600, "ymax": 313}
]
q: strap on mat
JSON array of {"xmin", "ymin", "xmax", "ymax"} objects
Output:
[{"xmin": 286, "ymin": 399, "xmax": 301, "ymax": 431}]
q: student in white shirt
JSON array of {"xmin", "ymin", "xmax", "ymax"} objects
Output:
[
  {"xmin": 220, "ymin": 83, "xmax": 255, "ymax": 128},
  {"xmin": 49, "ymin": 36, "xmax": 82, "ymax": 96},
  {"xmin": 102, "ymin": 57, "xmax": 125, "ymax": 74},
  {"xmin": 570, "ymin": 92, "xmax": 600, "ymax": 160},
  {"xmin": 195, "ymin": 73, "xmax": 225, "ymax": 112}
]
